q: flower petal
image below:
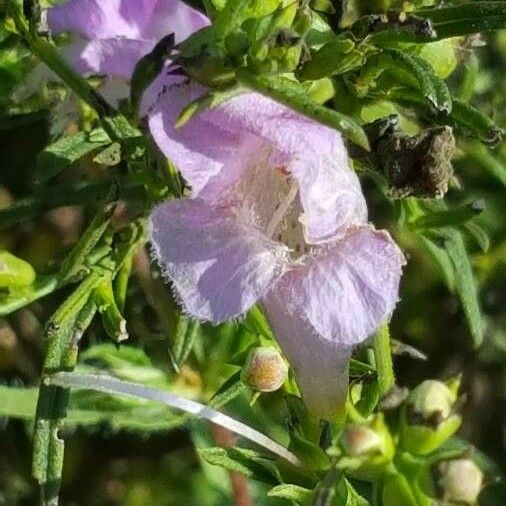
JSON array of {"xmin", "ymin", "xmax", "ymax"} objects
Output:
[
  {"xmin": 65, "ymin": 37, "xmax": 154, "ymax": 78},
  {"xmin": 202, "ymin": 93, "xmax": 368, "ymax": 242},
  {"xmin": 263, "ymin": 290, "xmax": 351, "ymax": 419},
  {"xmin": 277, "ymin": 227, "xmax": 406, "ymax": 346},
  {"xmin": 149, "ymin": 199, "xmax": 289, "ymax": 322},
  {"xmin": 48, "ymin": 0, "xmax": 208, "ymax": 78},
  {"xmin": 145, "ymin": 0, "xmax": 209, "ymax": 43},
  {"xmin": 146, "ymin": 76, "xmax": 263, "ymax": 199},
  {"xmin": 48, "ymin": 0, "xmax": 151, "ymax": 39}
]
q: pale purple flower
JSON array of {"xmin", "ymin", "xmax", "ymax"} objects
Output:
[
  {"xmin": 147, "ymin": 76, "xmax": 406, "ymax": 417},
  {"xmin": 47, "ymin": 0, "xmax": 208, "ymax": 79},
  {"xmin": 14, "ymin": 0, "xmax": 208, "ymax": 109}
]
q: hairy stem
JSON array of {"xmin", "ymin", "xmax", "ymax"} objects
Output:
[{"xmin": 373, "ymin": 323, "xmax": 395, "ymax": 396}]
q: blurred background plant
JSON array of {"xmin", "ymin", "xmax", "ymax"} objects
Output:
[{"xmin": 0, "ymin": 0, "xmax": 505, "ymax": 505}]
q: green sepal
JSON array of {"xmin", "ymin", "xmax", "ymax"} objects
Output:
[
  {"xmin": 400, "ymin": 415, "xmax": 462, "ymax": 456},
  {"xmin": 130, "ymin": 34, "xmax": 175, "ymax": 114}
]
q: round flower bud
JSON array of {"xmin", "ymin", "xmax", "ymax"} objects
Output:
[
  {"xmin": 408, "ymin": 380, "xmax": 456, "ymax": 422},
  {"xmin": 338, "ymin": 415, "xmax": 394, "ymax": 479},
  {"xmin": 341, "ymin": 425, "xmax": 383, "ymax": 457},
  {"xmin": 400, "ymin": 380, "xmax": 461, "ymax": 455},
  {"xmin": 438, "ymin": 458, "xmax": 484, "ymax": 504},
  {"xmin": 241, "ymin": 347, "xmax": 288, "ymax": 392}
]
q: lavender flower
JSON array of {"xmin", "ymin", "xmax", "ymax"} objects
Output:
[
  {"xmin": 42, "ymin": 0, "xmax": 405, "ymax": 417},
  {"xmin": 146, "ymin": 76, "xmax": 405, "ymax": 417},
  {"xmin": 15, "ymin": 0, "xmax": 208, "ymax": 106},
  {"xmin": 47, "ymin": 0, "xmax": 208, "ymax": 79}
]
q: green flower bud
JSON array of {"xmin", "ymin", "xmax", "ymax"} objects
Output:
[
  {"xmin": 341, "ymin": 425, "xmax": 383, "ymax": 457},
  {"xmin": 0, "ymin": 251, "xmax": 36, "ymax": 288},
  {"xmin": 438, "ymin": 458, "xmax": 484, "ymax": 504},
  {"xmin": 409, "ymin": 380, "xmax": 456, "ymax": 420},
  {"xmin": 400, "ymin": 380, "xmax": 461, "ymax": 455},
  {"xmin": 241, "ymin": 347, "xmax": 288, "ymax": 392},
  {"xmin": 338, "ymin": 415, "xmax": 394, "ymax": 479}
]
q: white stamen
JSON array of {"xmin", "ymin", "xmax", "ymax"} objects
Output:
[{"xmin": 265, "ymin": 180, "xmax": 299, "ymax": 239}]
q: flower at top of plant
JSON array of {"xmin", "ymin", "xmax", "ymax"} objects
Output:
[
  {"xmin": 46, "ymin": 0, "xmax": 208, "ymax": 80},
  {"xmin": 146, "ymin": 74, "xmax": 406, "ymax": 418}
]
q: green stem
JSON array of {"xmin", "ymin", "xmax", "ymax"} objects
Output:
[
  {"xmin": 32, "ymin": 277, "xmax": 100, "ymax": 505},
  {"xmin": 373, "ymin": 323, "xmax": 395, "ymax": 396}
]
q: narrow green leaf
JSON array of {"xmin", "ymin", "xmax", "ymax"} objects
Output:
[
  {"xmin": 451, "ymin": 99, "xmax": 503, "ymax": 145},
  {"xmin": 0, "ymin": 386, "xmax": 184, "ymax": 432},
  {"xmin": 58, "ymin": 195, "xmax": 116, "ymax": 284},
  {"xmin": 171, "ymin": 313, "xmax": 201, "ymax": 367},
  {"xmin": 199, "ymin": 447, "xmax": 253, "ymax": 477},
  {"xmin": 381, "ymin": 49, "xmax": 452, "ymax": 113},
  {"xmin": 268, "ymin": 484, "xmax": 312, "ymax": 503},
  {"xmin": 236, "ymin": 68, "xmax": 370, "ymax": 149},
  {"xmin": 465, "ymin": 142, "xmax": 506, "ymax": 186},
  {"xmin": 387, "ymin": 91, "xmax": 502, "ymax": 145},
  {"xmin": 200, "ymin": 447, "xmax": 279, "ymax": 484},
  {"xmin": 463, "ymin": 222, "xmax": 490, "ymax": 253},
  {"xmin": 208, "ymin": 372, "xmax": 247, "ymax": 409},
  {"xmin": 419, "ymin": 235, "xmax": 456, "ymax": 291},
  {"xmin": 35, "ymin": 130, "xmax": 110, "ymax": 184},
  {"xmin": 411, "ymin": 201, "xmax": 484, "ymax": 230},
  {"xmin": 444, "ymin": 229, "xmax": 484, "ymax": 347},
  {"xmin": 102, "ymin": 115, "xmax": 142, "ymax": 142},
  {"xmin": 417, "ymin": 2, "xmax": 506, "ymax": 40},
  {"xmin": 245, "ymin": 305, "xmax": 275, "ymax": 340}
]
